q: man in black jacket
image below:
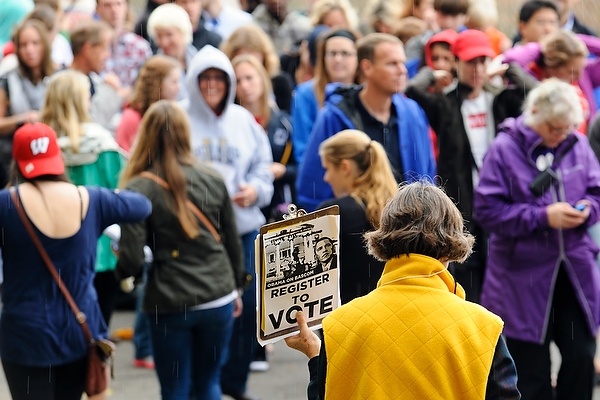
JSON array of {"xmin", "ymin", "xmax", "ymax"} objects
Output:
[
  {"xmin": 175, "ymin": 0, "xmax": 222, "ymax": 50},
  {"xmin": 405, "ymin": 29, "xmax": 538, "ymax": 303},
  {"xmin": 556, "ymin": 0, "xmax": 596, "ymax": 36}
]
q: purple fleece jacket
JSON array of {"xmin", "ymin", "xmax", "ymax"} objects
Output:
[
  {"xmin": 475, "ymin": 116, "xmax": 600, "ymax": 344},
  {"xmin": 503, "ymin": 34, "xmax": 600, "ymax": 123}
]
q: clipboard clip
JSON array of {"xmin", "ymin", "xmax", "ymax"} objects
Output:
[{"xmin": 282, "ymin": 203, "xmax": 307, "ymax": 220}]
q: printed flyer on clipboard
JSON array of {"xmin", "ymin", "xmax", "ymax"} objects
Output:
[{"xmin": 255, "ymin": 205, "xmax": 340, "ymax": 345}]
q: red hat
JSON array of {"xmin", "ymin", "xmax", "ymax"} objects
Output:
[
  {"xmin": 12, "ymin": 123, "xmax": 64, "ymax": 179},
  {"xmin": 452, "ymin": 29, "xmax": 495, "ymax": 61},
  {"xmin": 425, "ymin": 29, "xmax": 459, "ymax": 69}
]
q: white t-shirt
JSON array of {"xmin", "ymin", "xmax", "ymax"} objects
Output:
[
  {"xmin": 461, "ymin": 91, "xmax": 495, "ymax": 188},
  {"xmin": 52, "ymin": 34, "xmax": 73, "ymax": 68}
]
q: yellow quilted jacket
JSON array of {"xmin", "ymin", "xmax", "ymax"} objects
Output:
[{"xmin": 322, "ymin": 254, "xmax": 504, "ymax": 400}]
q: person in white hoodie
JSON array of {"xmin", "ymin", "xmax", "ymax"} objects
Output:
[{"xmin": 182, "ymin": 45, "xmax": 273, "ymax": 400}]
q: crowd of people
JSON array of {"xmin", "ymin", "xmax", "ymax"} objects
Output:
[{"xmin": 1, "ymin": 0, "xmax": 600, "ymax": 399}]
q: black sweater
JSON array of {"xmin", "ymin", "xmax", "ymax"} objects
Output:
[{"xmin": 317, "ymin": 196, "xmax": 384, "ymax": 304}]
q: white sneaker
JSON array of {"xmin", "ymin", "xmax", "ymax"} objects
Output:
[{"xmin": 249, "ymin": 360, "xmax": 269, "ymax": 372}]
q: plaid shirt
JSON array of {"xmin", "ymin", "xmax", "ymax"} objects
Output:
[{"xmin": 104, "ymin": 31, "xmax": 152, "ymax": 87}]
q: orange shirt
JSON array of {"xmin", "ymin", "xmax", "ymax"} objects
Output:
[
  {"xmin": 485, "ymin": 27, "xmax": 509, "ymax": 57},
  {"xmin": 527, "ymin": 64, "xmax": 589, "ymax": 135},
  {"xmin": 572, "ymin": 82, "xmax": 590, "ymax": 135}
]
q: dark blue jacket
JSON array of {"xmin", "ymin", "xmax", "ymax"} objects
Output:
[
  {"xmin": 296, "ymin": 84, "xmax": 436, "ymax": 211},
  {"xmin": 261, "ymin": 109, "xmax": 297, "ymax": 221}
]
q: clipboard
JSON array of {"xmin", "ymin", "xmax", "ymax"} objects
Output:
[{"xmin": 255, "ymin": 204, "xmax": 340, "ymax": 345}]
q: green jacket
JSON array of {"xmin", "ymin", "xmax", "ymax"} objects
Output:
[
  {"xmin": 60, "ymin": 123, "xmax": 125, "ymax": 273},
  {"xmin": 116, "ymin": 165, "xmax": 244, "ymax": 314}
]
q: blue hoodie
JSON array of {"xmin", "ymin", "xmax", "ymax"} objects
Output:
[
  {"xmin": 296, "ymin": 84, "xmax": 436, "ymax": 211},
  {"xmin": 181, "ymin": 46, "xmax": 274, "ymax": 235}
]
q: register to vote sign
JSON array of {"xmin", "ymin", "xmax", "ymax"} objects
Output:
[{"xmin": 256, "ymin": 206, "xmax": 340, "ymax": 345}]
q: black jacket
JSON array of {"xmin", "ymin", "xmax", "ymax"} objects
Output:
[
  {"xmin": 318, "ymin": 196, "xmax": 384, "ymax": 304},
  {"xmin": 588, "ymin": 113, "xmax": 600, "ymax": 161},
  {"xmin": 572, "ymin": 15, "xmax": 597, "ymax": 36},
  {"xmin": 405, "ymin": 65, "xmax": 538, "ymax": 225},
  {"xmin": 272, "ymin": 72, "xmax": 294, "ymax": 113},
  {"xmin": 191, "ymin": 22, "xmax": 222, "ymax": 51},
  {"xmin": 261, "ymin": 109, "xmax": 297, "ymax": 222}
]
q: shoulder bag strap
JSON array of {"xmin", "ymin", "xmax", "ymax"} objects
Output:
[
  {"xmin": 554, "ymin": 135, "xmax": 579, "ymax": 165},
  {"xmin": 139, "ymin": 171, "xmax": 222, "ymax": 243},
  {"xmin": 280, "ymin": 141, "xmax": 292, "ymax": 166},
  {"xmin": 9, "ymin": 187, "xmax": 93, "ymax": 343}
]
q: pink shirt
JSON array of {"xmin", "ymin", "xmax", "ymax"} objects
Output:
[{"xmin": 115, "ymin": 107, "xmax": 142, "ymax": 152}]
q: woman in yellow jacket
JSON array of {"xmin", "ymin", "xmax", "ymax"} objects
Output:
[{"xmin": 285, "ymin": 181, "xmax": 521, "ymax": 400}]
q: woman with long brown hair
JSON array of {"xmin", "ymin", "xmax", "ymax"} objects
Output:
[
  {"xmin": 232, "ymin": 54, "xmax": 296, "ymax": 223},
  {"xmin": 317, "ymin": 129, "xmax": 397, "ymax": 304},
  {"xmin": 221, "ymin": 24, "xmax": 294, "ymax": 113},
  {"xmin": 291, "ymin": 28, "xmax": 359, "ymax": 164},
  {"xmin": 0, "ymin": 19, "xmax": 54, "ymax": 187},
  {"xmin": 115, "ymin": 55, "xmax": 181, "ymax": 152},
  {"xmin": 117, "ymin": 100, "xmax": 244, "ymax": 400}
]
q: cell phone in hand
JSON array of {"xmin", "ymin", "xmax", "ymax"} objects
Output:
[{"xmin": 574, "ymin": 204, "xmax": 587, "ymax": 211}]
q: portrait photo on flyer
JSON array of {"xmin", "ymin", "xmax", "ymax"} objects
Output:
[{"xmin": 256, "ymin": 206, "xmax": 340, "ymax": 345}]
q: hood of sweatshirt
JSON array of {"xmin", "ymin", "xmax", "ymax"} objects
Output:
[
  {"xmin": 424, "ymin": 29, "xmax": 458, "ymax": 69},
  {"xmin": 185, "ymin": 45, "xmax": 237, "ymax": 122}
]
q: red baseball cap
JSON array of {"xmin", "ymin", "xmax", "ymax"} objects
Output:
[
  {"xmin": 452, "ymin": 29, "xmax": 495, "ymax": 61},
  {"xmin": 12, "ymin": 123, "xmax": 64, "ymax": 179}
]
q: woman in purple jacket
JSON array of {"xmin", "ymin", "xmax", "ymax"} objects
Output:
[{"xmin": 475, "ymin": 78, "xmax": 600, "ymax": 400}]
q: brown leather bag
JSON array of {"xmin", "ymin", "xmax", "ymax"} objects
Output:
[
  {"xmin": 9, "ymin": 187, "xmax": 115, "ymax": 396},
  {"xmin": 85, "ymin": 339, "xmax": 115, "ymax": 396}
]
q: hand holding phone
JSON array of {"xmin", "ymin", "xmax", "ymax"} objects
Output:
[{"xmin": 548, "ymin": 202, "xmax": 587, "ymax": 229}]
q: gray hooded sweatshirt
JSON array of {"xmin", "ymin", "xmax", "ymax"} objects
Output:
[{"xmin": 181, "ymin": 45, "xmax": 274, "ymax": 235}]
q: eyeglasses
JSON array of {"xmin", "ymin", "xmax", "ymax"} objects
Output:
[
  {"xmin": 546, "ymin": 120, "xmax": 574, "ymax": 135},
  {"xmin": 324, "ymin": 51, "xmax": 357, "ymax": 59},
  {"xmin": 532, "ymin": 18, "xmax": 559, "ymax": 27},
  {"xmin": 198, "ymin": 74, "xmax": 227, "ymax": 83}
]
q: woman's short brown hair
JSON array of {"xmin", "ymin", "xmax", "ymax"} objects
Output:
[
  {"xmin": 541, "ymin": 29, "xmax": 588, "ymax": 69},
  {"xmin": 365, "ymin": 181, "xmax": 474, "ymax": 262}
]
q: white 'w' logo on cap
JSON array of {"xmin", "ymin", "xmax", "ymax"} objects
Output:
[{"xmin": 30, "ymin": 137, "xmax": 50, "ymax": 155}]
